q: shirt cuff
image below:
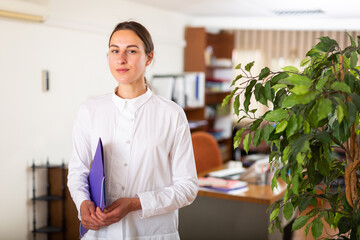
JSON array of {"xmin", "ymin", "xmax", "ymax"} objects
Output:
[
  {"xmin": 136, "ymin": 192, "xmax": 156, "ymax": 219},
  {"xmin": 76, "ymin": 195, "xmax": 91, "ymax": 220}
]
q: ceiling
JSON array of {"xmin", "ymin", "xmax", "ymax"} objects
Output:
[{"xmin": 130, "ymin": 0, "xmax": 360, "ymax": 18}]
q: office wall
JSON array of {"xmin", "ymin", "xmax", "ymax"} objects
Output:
[{"xmin": 0, "ymin": 1, "xmax": 189, "ymax": 239}]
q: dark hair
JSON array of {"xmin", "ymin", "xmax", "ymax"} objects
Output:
[{"xmin": 108, "ymin": 21, "xmax": 154, "ymax": 55}]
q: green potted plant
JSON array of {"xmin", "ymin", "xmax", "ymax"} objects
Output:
[{"xmin": 223, "ymin": 34, "xmax": 360, "ymax": 239}]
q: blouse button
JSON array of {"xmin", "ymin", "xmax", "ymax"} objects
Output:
[
  {"xmin": 126, "ymin": 140, "xmax": 130, "ymax": 144},
  {"xmin": 122, "ymin": 186, "xmax": 125, "ymax": 191},
  {"xmin": 124, "ymin": 163, "xmax": 128, "ymax": 167}
]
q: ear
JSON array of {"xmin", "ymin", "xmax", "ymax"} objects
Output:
[{"xmin": 146, "ymin": 52, "xmax": 154, "ymax": 66}]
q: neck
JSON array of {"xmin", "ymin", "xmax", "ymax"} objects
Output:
[{"xmin": 116, "ymin": 83, "xmax": 147, "ymax": 99}]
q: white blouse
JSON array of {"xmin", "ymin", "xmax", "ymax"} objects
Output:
[{"xmin": 68, "ymin": 89, "xmax": 199, "ymax": 240}]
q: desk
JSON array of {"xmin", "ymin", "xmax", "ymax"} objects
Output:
[{"xmin": 179, "ymin": 164, "xmax": 288, "ymax": 240}]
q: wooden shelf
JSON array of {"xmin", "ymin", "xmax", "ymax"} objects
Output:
[
  {"xmin": 184, "ymin": 27, "xmax": 234, "ymax": 161},
  {"xmin": 205, "ymin": 91, "xmax": 231, "ymax": 105}
]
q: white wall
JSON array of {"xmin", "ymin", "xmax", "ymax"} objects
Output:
[{"xmin": 0, "ymin": 0, "xmax": 189, "ymax": 239}]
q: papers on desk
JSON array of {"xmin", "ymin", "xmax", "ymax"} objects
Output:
[
  {"xmin": 199, "ymin": 177, "xmax": 248, "ymax": 194},
  {"xmin": 208, "ymin": 167, "xmax": 246, "ymax": 180}
]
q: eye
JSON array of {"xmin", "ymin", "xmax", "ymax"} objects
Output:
[
  {"xmin": 128, "ymin": 49, "xmax": 137, "ymax": 54},
  {"xmin": 111, "ymin": 49, "xmax": 119, "ymax": 54}
]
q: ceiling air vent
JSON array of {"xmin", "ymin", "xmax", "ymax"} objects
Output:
[{"xmin": 273, "ymin": 9, "xmax": 325, "ymax": 16}]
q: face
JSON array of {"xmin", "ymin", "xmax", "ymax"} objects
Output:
[{"xmin": 108, "ymin": 30, "xmax": 153, "ymax": 87}]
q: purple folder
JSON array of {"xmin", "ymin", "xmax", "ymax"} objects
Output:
[{"xmin": 80, "ymin": 138, "xmax": 106, "ymax": 238}]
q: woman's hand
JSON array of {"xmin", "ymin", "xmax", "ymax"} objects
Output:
[
  {"xmin": 80, "ymin": 200, "xmax": 106, "ymax": 230},
  {"xmin": 95, "ymin": 198, "xmax": 142, "ymax": 226}
]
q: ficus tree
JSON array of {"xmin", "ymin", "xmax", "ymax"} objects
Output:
[{"xmin": 223, "ymin": 34, "xmax": 360, "ymax": 239}]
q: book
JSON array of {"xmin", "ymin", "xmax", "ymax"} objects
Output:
[{"xmin": 80, "ymin": 138, "xmax": 106, "ymax": 238}]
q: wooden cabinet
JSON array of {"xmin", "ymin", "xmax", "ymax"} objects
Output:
[{"xmin": 184, "ymin": 27, "xmax": 234, "ymax": 161}]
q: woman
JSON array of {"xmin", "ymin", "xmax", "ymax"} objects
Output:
[{"xmin": 68, "ymin": 21, "xmax": 199, "ymax": 239}]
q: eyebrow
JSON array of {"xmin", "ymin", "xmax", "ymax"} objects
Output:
[{"xmin": 109, "ymin": 44, "xmax": 140, "ymax": 49}]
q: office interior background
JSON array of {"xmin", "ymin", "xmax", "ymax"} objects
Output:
[{"xmin": 1, "ymin": 0, "xmax": 360, "ymax": 239}]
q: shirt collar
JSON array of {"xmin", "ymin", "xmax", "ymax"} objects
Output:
[{"xmin": 112, "ymin": 87, "xmax": 152, "ymax": 113}]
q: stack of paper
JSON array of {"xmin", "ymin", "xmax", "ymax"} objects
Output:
[{"xmin": 198, "ymin": 177, "xmax": 248, "ymax": 194}]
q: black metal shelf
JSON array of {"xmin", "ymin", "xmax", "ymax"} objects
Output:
[
  {"xmin": 32, "ymin": 195, "xmax": 64, "ymax": 201},
  {"xmin": 32, "ymin": 159, "xmax": 66, "ymax": 240},
  {"xmin": 33, "ymin": 226, "xmax": 64, "ymax": 233}
]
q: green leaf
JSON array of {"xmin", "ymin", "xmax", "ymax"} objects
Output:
[
  {"xmin": 291, "ymin": 85, "xmax": 310, "ymax": 95},
  {"xmin": 282, "ymin": 66, "xmax": 299, "ymax": 73},
  {"xmin": 233, "ymin": 128, "xmax": 245, "ymax": 149},
  {"xmin": 304, "ymin": 224, "xmax": 311, "ymax": 237},
  {"xmin": 283, "ymin": 202, "xmax": 294, "ymax": 221},
  {"xmin": 299, "ymin": 197, "xmax": 313, "ymax": 212},
  {"xmin": 234, "ymin": 95, "xmax": 240, "ymax": 116},
  {"xmin": 270, "ymin": 208, "xmax": 280, "ymax": 222},
  {"xmin": 253, "ymin": 128, "xmax": 263, "ymax": 148},
  {"xmin": 300, "ymin": 57, "xmax": 310, "ymax": 67},
  {"xmin": 231, "ymin": 74, "xmax": 242, "ymax": 86},
  {"xmin": 222, "ymin": 87, "xmax": 238, "ymax": 107},
  {"xmin": 350, "ymin": 52, "xmax": 358, "ymax": 69},
  {"xmin": 348, "ymin": 32, "xmax": 356, "ymax": 47},
  {"xmin": 259, "ymin": 67, "xmax": 270, "ymax": 80},
  {"xmin": 282, "ymin": 91, "xmax": 318, "ymax": 108},
  {"xmin": 292, "ymin": 174, "xmax": 299, "ymax": 195},
  {"xmin": 254, "ymin": 83, "xmax": 268, "ymax": 106},
  {"xmin": 314, "ymin": 36, "xmax": 338, "ymax": 52},
  {"xmin": 272, "ymin": 83, "xmax": 287, "ymax": 91},
  {"xmin": 271, "ymin": 172, "xmax": 278, "ymax": 190},
  {"xmin": 268, "ymin": 223, "xmax": 275, "ymax": 234},
  {"xmin": 338, "ymin": 217, "xmax": 352, "ymax": 234},
  {"xmin": 286, "ymin": 114, "xmax": 298, "ymax": 138},
  {"xmin": 337, "ymin": 105, "xmax": 344, "ymax": 123},
  {"xmin": 317, "ymin": 98, "xmax": 332, "ymax": 120},
  {"xmin": 243, "ymin": 133, "xmax": 251, "ymax": 154},
  {"xmin": 271, "ymin": 72, "xmax": 289, "ymax": 85},
  {"xmin": 280, "ymin": 74, "xmax": 312, "ymax": 87},
  {"xmin": 315, "ymin": 75, "xmax": 329, "ymax": 91},
  {"xmin": 318, "ymin": 157, "xmax": 330, "ymax": 177},
  {"xmin": 275, "ymin": 119, "xmax": 288, "ymax": 133},
  {"xmin": 235, "ymin": 63, "xmax": 241, "ymax": 69},
  {"xmin": 311, "ymin": 217, "xmax": 323, "ymax": 239},
  {"xmin": 245, "ymin": 61, "xmax": 255, "ymax": 72},
  {"xmin": 331, "ymin": 82, "xmax": 351, "ymax": 93},
  {"xmin": 222, "ymin": 94, "xmax": 232, "ymax": 107},
  {"xmin": 264, "ymin": 81, "xmax": 273, "ymax": 101},
  {"xmin": 350, "ymin": 93, "xmax": 360, "ymax": 110},
  {"xmin": 244, "ymin": 80, "xmax": 257, "ymax": 112},
  {"xmin": 263, "ymin": 124, "xmax": 273, "ymax": 144},
  {"xmin": 292, "ymin": 216, "xmax": 310, "ymax": 231},
  {"xmin": 264, "ymin": 109, "xmax": 288, "ymax": 122}
]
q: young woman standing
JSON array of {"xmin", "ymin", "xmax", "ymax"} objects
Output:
[{"xmin": 68, "ymin": 21, "xmax": 198, "ymax": 239}]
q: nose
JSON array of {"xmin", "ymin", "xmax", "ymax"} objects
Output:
[{"xmin": 117, "ymin": 52, "xmax": 127, "ymax": 64}]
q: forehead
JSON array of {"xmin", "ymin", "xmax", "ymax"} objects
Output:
[{"xmin": 109, "ymin": 30, "xmax": 144, "ymax": 47}]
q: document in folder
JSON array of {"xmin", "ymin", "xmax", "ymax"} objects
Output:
[{"xmin": 80, "ymin": 138, "xmax": 106, "ymax": 238}]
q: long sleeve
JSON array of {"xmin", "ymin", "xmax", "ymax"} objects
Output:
[
  {"xmin": 137, "ymin": 113, "xmax": 199, "ymax": 219},
  {"xmin": 67, "ymin": 106, "xmax": 93, "ymax": 219}
]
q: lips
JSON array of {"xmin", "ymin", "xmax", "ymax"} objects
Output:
[{"xmin": 116, "ymin": 68, "xmax": 129, "ymax": 73}]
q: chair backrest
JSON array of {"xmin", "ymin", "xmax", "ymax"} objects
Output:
[{"xmin": 191, "ymin": 131, "xmax": 222, "ymax": 174}]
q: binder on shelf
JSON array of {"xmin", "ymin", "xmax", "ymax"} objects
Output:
[
  {"xmin": 150, "ymin": 72, "xmax": 205, "ymax": 108},
  {"xmin": 80, "ymin": 138, "xmax": 106, "ymax": 238}
]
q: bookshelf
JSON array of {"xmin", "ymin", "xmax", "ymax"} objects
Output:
[{"xmin": 184, "ymin": 27, "xmax": 235, "ymax": 161}]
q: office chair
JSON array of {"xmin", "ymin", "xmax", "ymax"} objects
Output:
[{"xmin": 191, "ymin": 131, "xmax": 222, "ymax": 174}]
